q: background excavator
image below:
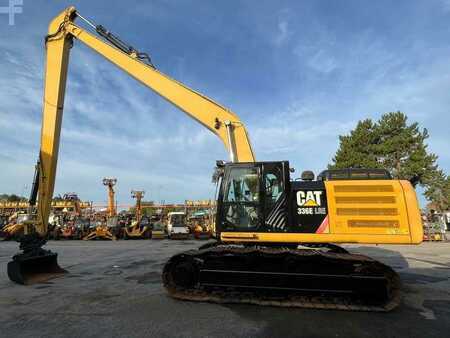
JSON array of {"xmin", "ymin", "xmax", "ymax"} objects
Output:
[{"xmin": 8, "ymin": 7, "xmax": 423, "ymax": 311}]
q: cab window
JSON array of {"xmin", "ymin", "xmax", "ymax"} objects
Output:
[{"xmin": 221, "ymin": 166, "xmax": 261, "ymax": 230}]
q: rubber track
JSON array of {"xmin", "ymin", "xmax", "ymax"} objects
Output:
[{"xmin": 162, "ymin": 245, "xmax": 401, "ymax": 312}]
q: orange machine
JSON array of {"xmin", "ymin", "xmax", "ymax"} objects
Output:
[{"xmin": 123, "ymin": 190, "xmax": 151, "ymax": 239}]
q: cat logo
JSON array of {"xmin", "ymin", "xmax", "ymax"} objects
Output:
[{"xmin": 296, "ymin": 191, "xmax": 323, "ymax": 207}]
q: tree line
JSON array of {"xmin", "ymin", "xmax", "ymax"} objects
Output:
[
  {"xmin": 0, "ymin": 194, "xmax": 27, "ymax": 202},
  {"xmin": 329, "ymin": 111, "xmax": 449, "ymax": 211}
]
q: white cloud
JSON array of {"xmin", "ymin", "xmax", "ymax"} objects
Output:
[
  {"xmin": 272, "ymin": 8, "xmax": 294, "ymax": 47},
  {"xmin": 307, "ymin": 49, "xmax": 337, "ymax": 74},
  {"xmin": 274, "ymin": 20, "xmax": 290, "ymax": 46}
]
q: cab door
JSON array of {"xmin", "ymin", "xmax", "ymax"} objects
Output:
[
  {"xmin": 262, "ymin": 162, "xmax": 288, "ymax": 232},
  {"xmin": 217, "ymin": 164, "xmax": 263, "ymax": 232}
]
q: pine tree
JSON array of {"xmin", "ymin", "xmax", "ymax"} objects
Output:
[
  {"xmin": 375, "ymin": 112, "xmax": 438, "ymax": 185},
  {"xmin": 330, "ymin": 111, "xmax": 440, "ymax": 189},
  {"xmin": 424, "ymin": 170, "xmax": 450, "ymax": 212},
  {"xmin": 329, "ymin": 119, "xmax": 381, "ymax": 169}
]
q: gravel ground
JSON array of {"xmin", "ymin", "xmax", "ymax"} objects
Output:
[{"xmin": 0, "ymin": 240, "xmax": 449, "ymax": 338}]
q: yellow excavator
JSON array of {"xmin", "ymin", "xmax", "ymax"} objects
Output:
[{"xmin": 8, "ymin": 7, "xmax": 422, "ymax": 311}]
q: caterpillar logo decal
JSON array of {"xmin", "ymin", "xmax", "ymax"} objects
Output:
[
  {"xmin": 296, "ymin": 190, "xmax": 327, "ymax": 216},
  {"xmin": 292, "ymin": 184, "xmax": 329, "ymax": 234},
  {"xmin": 296, "ymin": 191, "xmax": 323, "ymax": 207}
]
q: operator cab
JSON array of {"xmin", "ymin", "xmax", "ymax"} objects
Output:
[{"xmin": 215, "ymin": 161, "xmax": 290, "ymax": 234}]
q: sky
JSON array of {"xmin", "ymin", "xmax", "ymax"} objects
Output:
[{"xmin": 0, "ymin": 0, "xmax": 449, "ymax": 207}]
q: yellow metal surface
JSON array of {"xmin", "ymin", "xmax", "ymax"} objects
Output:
[
  {"xmin": 125, "ymin": 191, "xmax": 150, "ymax": 238},
  {"xmin": 326, "ymin": 180, "xmax": 422, "ymax": 243},
  {"xmin": 221, "ymin": 232, "xmax": 419, "ymax": 244},
  {"xmin": 399, "ymin": 180, "xmax": 423, "ymax": 243},
  {"xmin": 151, "ymin": 230, "xmax": 166, "ymax": 239},
  {"xmin": 124, "ymin": 222, "xmax": 150, "ymax": 238},
  {"xmin": 0, "ymin": 202, "xmax": 29, "ymax": 209},
  {"xmin": 1, "ymin": 223, "xmax": 24, "ymax": 237},
  {"xmin": 31, "ymin": 7, "xmax": 254, "ymax": 237},
  {"xmin": 83, "ymin": 225, "xmax": 115, "ymax": 240},
  {"xmin": 221, "ymin": 179, "xmax": 423, "ymax": 245},
  {"xmin": 0, "ymin": 201, "xmax": 90, "ymax": 210},
  {"xmin": 33, "ymin": 8, "xmax": 74, "ymax": 235},
  {"xmin": 185, "ymin": 200, "xmax": 215, "ymax": 206},
  {"xmin": 125, "ymin": 226, "xmax": 148, "ymax": 238},
  {"xmin": 103, "ymin": 179, "xmax": 117, "ymax": 217}
]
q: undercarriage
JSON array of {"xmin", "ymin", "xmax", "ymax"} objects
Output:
[{"xmin": 163, "ymin": 242, "xmax": 401, "ymax": 312}]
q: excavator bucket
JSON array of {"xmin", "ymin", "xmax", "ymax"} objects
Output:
[
  {"xmin": 8, "ymin": 246, "xmax": 67, "ymax": 285},
  {"xmin": 7, "ymin": 252, "xmax": 66, "ymax": 285}
]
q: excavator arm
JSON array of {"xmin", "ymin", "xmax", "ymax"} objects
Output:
[{"xmin": 35, "ymin": 7, "xmax": 255, "ymax": 236}]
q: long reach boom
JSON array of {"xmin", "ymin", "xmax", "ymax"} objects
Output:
[
  {"xmin": 35, "ymin": 7, "xmax": 254, "ymax": 237},
  {"xmin": 8, "ymin": 7, "xmax": 254, "ymax": 285}
]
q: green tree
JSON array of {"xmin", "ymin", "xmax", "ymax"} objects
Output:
[
  {"xmin": 374, "ymin": 112, "xmax": 438, "ymax": 185},
  {"xmin": 0, "ymin": 194, "xmax": 27, "ymax": 202},
  {"xmin": 424, "ymin": 170, "xmax": 450, "ymax": 212},
  {"xmin": 330, "ymin": 119, "xmax": 381, "ymax": 169},
  {"xmin": 330, "ymin": 111, "xmax": 439, "ymax": 189}
]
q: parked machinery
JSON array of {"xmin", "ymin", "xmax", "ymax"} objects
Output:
[
  {"xmin": 188, "ymin": 211, "xmax": 212, "ymax": 239},
  {"xmin": 150, "ymin": 214, "xmax": 166, "ymax": 239},
  {"xmin": 83, "ymin": 178, "xmax": 117, "ymax": 240},
  {"xmin": 423, "ymin": 211, "xmax": 447, "ymax": 241},
  {"xmin": 123, "ymin": 190, "xmax": 151, "ymax": 239},
  {"xmin": 0, "ymin": 213, "xmax": 28, "ymax": 240},
  {"xmin": 53, "ymin": 193, "xmax": 84, "ymax": 239},
  {"xmin": 167, "ymin": 212, "xmax": 189, "ymax": 240},
  {"xmin": 103, "ymin": 179, "xmax": 117, "ymax": 217}
]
